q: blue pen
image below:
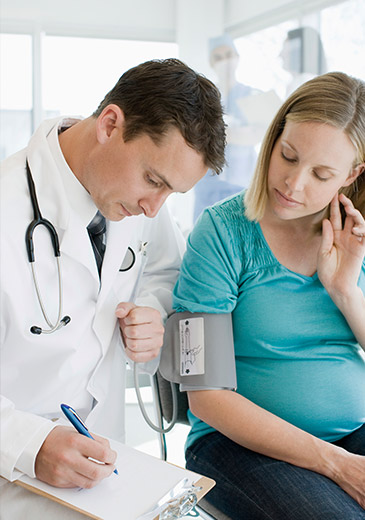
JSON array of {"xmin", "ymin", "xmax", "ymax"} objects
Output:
[{"xmin": 60, "ymin": 403, "xmax": 118, "ymax": 475}]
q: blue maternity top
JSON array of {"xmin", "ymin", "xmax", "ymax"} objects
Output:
[{"xmin": 173, "ymin": 193, "xmax": 365, "ymax": 448}]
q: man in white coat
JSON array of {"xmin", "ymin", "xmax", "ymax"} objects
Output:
[{"xmin": 0, "ymin": 58, "xmax": 225, "ymax": 516}]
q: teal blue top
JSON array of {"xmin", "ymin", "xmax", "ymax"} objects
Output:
[{"xmin": 173, "ymin": 193, "xmax": 365, "ymax": 448}]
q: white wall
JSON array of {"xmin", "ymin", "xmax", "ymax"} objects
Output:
[
  {"xmin": 0, "ymin": 0, "xmax": 176, "ymax": 41},
  {"xmin": 1, "ymin": 0, "xmax": 345, "ymax": 41},
  {"xmin": 176, "ymin": 0, "xmax": 224, "ymax": 79}
]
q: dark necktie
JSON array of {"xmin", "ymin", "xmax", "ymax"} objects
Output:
[{"xmin": 87, "ymin": 211, "xmax": 106, "ymax": 276}]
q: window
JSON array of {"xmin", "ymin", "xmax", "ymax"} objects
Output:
[
  {"xmin": 234, "ymin": 20, "xmax": 297, "ymax": 100},
  {"xmin": 234, "ymin": 0, "xmax": 365, "ymax": 101},
  {"xmin": 42, "ymin": 36, "xmax": 178, "ymax": 117},
  {"xmin": 0, "ymin": 34, "xmax": 32, "ymax": 159},
  {"xmin": 321, "ymin": 0, "xmax": 365, "ymax": 79}
]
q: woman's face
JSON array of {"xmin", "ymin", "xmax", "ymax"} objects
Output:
[{"xmin": 266, "ymin": 120, "xmax": 359, "ymax": 222}]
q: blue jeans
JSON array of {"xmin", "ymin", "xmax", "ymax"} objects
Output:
[{"xmin": 186, "ymin": 425, "xmax": 365, "ymax": 519}]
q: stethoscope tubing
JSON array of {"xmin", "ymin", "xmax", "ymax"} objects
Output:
[{"xmin": 25, "ymin": 161, "xmax": 60, "ymax": 262}]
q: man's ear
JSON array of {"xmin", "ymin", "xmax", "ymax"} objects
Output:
[
  {"xmin": 96, "ymin": 104, "xmax": 125, "ymax": 145},
  {"xmin": 342, "ymin": 163, "xmax": 365, "ymax": 187}
]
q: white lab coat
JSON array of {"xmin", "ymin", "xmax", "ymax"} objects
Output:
[{"xmin": 0, "ymin": 118, "xmax": 185, "ymax": 484}]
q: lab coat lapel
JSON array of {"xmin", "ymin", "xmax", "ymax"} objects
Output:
[
  {"xmin": 92, "ymin": 215, "xmax": 141, "ymax": 348},
  {"xmin": 27, "ymin": 118, "xmax": 100, "ymax": 283},
  {"xmin": 59, "ymin": 212, "xmax": 100, "ymax": 283}
]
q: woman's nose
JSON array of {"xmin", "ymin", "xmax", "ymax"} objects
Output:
[{"xmin": 285, "ymin": 167, "xmax": 306, "ymax": 192}]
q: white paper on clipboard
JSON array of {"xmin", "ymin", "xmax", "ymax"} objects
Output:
[{"xmin": 15, "ymin": 440, "xmax": 214, "ymax": 519}]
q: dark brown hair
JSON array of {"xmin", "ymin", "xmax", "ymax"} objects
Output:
[{"xmin": 93, "ymin": 58, "xmax": 226, "ymax": 174}]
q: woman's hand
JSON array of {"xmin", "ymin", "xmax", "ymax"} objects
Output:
[
  {"xmin": 317, "ymin": 192, "xmax": 365, "ymax": 298},
  {"xmin": 318, "ymin": 192, "xmax": 365, "ymax": 348},
  {"xmin": 188, "ymin": 389, "xmax": 365, "ymax": 509}
]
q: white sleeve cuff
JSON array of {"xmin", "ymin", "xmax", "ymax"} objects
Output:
[{"xmin": 14, "ymin": 421, "xmax": 58, "ymax": 478}]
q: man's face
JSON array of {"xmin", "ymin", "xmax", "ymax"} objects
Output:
[{"xmin": 84, "ymin": 125, "xmax": 208, "ymax": 221}]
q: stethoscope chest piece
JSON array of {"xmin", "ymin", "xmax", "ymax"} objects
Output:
[{"xmin": 119, "ymin": 246, "xmax": 136, "ymax": 272}]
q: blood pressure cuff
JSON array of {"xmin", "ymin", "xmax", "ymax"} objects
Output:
[{"xmin": 159, "ymin": 312, "xmax": 237, "ymax": 391}]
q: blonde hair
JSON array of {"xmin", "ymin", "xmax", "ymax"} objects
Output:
[{"xmin": 244, "ymin": 72, "xmax": 365, "ymax": 221}]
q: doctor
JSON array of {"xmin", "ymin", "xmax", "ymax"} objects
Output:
[
  {"xmin": 194, "ymin": 34, "xmax": 266, "ymax": 221},
  {"xmin": 0, "ymin": 58, "xmax": 225, "ymax": 511}
]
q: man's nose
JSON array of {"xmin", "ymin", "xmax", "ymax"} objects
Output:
[{"xmin": 140, "ymin": 192, "xmax": 169, "ymax": 218}]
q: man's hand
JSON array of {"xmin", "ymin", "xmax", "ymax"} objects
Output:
[
  {"xmin": 116, "ymin": 302, "xmax": 164, "ymax": 362},
  {"xmin": 35, "ymin": 426, "xmax": 117, "ymax": 488}
]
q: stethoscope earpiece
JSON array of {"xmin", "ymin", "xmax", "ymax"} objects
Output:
[
  {"xmin": 30, "ymin": 325, "xmax": 42, "ymax": 335},
  {"xmin": 30, "ymin": 315, "xmax": 71, "ymax": 335}
]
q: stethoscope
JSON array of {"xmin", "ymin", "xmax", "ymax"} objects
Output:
[
  {"xmin": 26, "ymin": 160, "xmax": 71, "ymax": 335},
  {"xmin": 25, "ymin": 160, "xmax": 137, "ymax": 335}
]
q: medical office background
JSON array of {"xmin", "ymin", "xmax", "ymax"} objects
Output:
[{"xmin": 1, "ymin": 0, "xmax": 365, "ymax": 461}]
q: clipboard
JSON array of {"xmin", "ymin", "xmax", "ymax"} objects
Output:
[{"xmin": 14, "ymin": 440, "xmax": 215, "ymax": 519}]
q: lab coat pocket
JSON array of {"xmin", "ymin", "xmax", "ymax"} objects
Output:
[{"xmin": 114, "ymin": 241, "xmax": 148, "ymax": 303}]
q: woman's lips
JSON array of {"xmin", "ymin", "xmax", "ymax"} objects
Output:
[{"xmin": 274, "ymin": 189, "xmax": 302, "ymax": 207}]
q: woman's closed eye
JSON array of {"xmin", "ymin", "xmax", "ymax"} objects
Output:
[
  {"xmin": 281, "ymin": 151, "xmax": 297, "ymax": 163},
  {"xmin": 313, "ymin": 170, "xmax": 329, "ymax": 182},
  {"xmin": 281, "ymin": 152, "xmax": 330, "ymax": 181}
]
